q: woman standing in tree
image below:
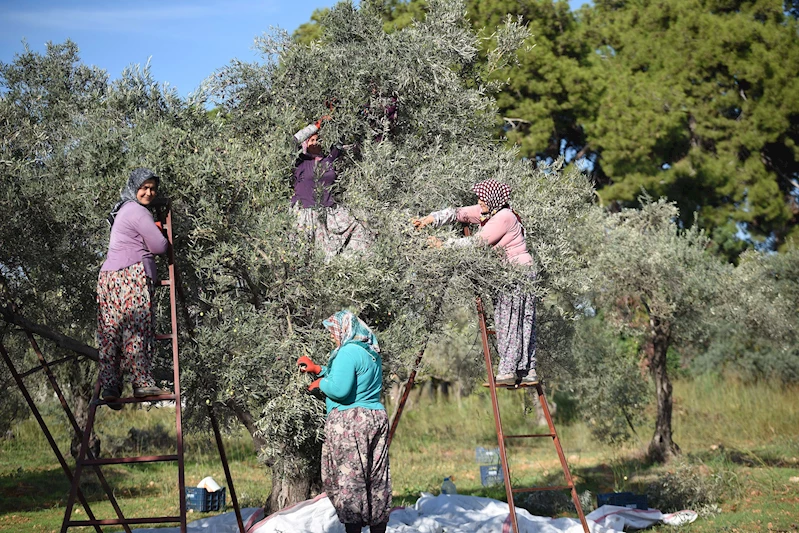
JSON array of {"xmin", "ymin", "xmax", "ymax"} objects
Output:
[
  {"xmin": 413, "ymin": 179, "xmax": 538, "ymax": 386},
  {"xmin": 292, "ymin": 118, "xmax": 371, "ymax": 258},
  {"xmin": 97, "ymin": 168, "xmax": 170, "ymax": 409},
  {"xmin": 296, "ymin": 310, "xmax": 391, "ymax": 533}
]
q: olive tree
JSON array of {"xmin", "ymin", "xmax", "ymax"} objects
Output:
[
  {"xmin": 2, "ymin": 0, "xmax": 600, "ymax": 511},
  {"xmin": 584, "ymin": 198, "xmax": 730, "ymax": 461}
]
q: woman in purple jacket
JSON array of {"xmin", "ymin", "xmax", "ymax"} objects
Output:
[
  {"xmin": 292, "ymin": 120, "xmax": 371, "ymax": 258},
  {"xmin": 97, "ymin": 168, "xmax": 169, "ymax": 408}
]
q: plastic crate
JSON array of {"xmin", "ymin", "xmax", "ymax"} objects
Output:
[
  {"xmin": 186, "ymin": 487, "xmax": 226, "ymax": 512},
  {"xmin": 479, "ymin": 464, "xmax": 504, "ymax": 487},
  {"xmin": 597, "ymin": 491, "xmax": 648, "ymax": 510},
  {"xmin": 475, "ymin": 447, "xmax": 500, "ymax": 464}
]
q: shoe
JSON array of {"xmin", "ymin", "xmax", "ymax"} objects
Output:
[
  {"xmin": 102, "ymin": 387, "xmax": 123, "ymax": 410},
  {"xmin": 133, "ymin": 385, "xmax": 170, "ymax": 398},
  {"xmin": 494, "ymin": 373, "xmax": 517, "ymax": 386},
  {"xmin": 520, "ymin": 370, "xmax": 539, "ymax": 385}
]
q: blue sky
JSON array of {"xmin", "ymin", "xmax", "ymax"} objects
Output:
[{"xmin": 1, "ymin": 0, "xmax": 588, "ymax": 98}]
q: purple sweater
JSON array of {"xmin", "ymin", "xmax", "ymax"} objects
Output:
[
  {"xmin": 101, "ymin": 202, "xmax": 168, "ymax": 279},
  {"xmin": 291, "ymin": 146, "xmax": 341, "ymax": 208}
]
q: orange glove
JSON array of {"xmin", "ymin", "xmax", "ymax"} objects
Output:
[
  {"xmin": 308, "ymin": 378, "xmax": 322, "ymax": 392},
  {"xmin": 315, "ymin": 115, "xmax": 332, "ymax": 128},
  {"xmin": 297, "ymin": 356, "xmax": 322, "ymax": 375},
  {"xmin": 154, "ymin": 220, "xmax": 164, "ymax": 231}
]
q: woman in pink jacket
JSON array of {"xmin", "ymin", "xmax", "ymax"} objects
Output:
[{"xmin": 413, "ymin": 179, "xmax": 537, "ymax": 386}]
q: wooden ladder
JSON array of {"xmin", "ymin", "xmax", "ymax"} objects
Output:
[{"xmin": 476, "ymin": 297, "xmax": 590, "ymax": 533}]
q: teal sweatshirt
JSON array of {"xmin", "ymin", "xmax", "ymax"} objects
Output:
[{"xmin": 318, "ymin": 341, "xmax": 385, "ymax": 415}]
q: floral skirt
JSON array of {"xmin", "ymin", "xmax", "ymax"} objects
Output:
[
  {"xmin": 322, "ymin": 407, "xmax": 392, "ymax": 526},
  {"xmin": 96, "ymin": 262, "xmax": 157, "ymax": 391},
  {"xmin": 495, "ymin": 272, "xmax": 537, "ymax": 376},
  {"xmin": 295, "ymin": 205, "xmax": 372, "ymax": 259}
]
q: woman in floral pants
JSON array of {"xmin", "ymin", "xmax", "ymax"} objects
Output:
[
  {"xmin": 97, "ymin": 168, "xmax": 169, "ymax": 408},
  {"xmin": 297, "ymin": 310, "xmax": 391, "ymax": 533}
]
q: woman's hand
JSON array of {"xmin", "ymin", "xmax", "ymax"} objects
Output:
[
  {"xmin": 412, "ymin": 215, "xmax": 434, "ymax": 229},
  {"xmin": 297, "ymin": 356, "xmax": 322, "ymax": 375},
  {"xmin": 427, "ymin": 236, "xmax": 443, "ymax": 248}
]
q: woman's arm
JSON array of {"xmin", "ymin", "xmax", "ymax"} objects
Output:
[
  {"xmin": 443, "ymin": 213, "xmax": 508, "ymax": 248},
  {"xmin": 319, "ymin": 347, "xmax": 358, "ymax": 401},
  {"xmin": 135, "ymin": 208, "xmax": 168, "ymax": 255}
]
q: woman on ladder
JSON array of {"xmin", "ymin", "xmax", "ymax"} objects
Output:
[
  {"xmin": 97, "ymin": 168, "xmax": 170, "ymax": 409},
  {"xmin": 412, "ymin": 179, "xmax": 538, "ymax": 386},
  {"xmin": 296, "ymin": 310, "xmax": 391, "ymax": 533}
]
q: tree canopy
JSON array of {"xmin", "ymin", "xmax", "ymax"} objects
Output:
[
  {"xmin": 1, "ymin": 0, "xmax": 599, "ymax": 509},
  {"xmin": 296, "ymin": 0, "xmax": 799, "ymax": 258}
]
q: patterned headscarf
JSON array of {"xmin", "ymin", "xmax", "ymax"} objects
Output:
[
  {"xmin": 472, "ymin": 179, "xmax": 512, "ymax": 212},
  {"xmin": 107, "ymin": 168, "xmax": 160, "ymax": 226},
  {"xmin": 323, "ymin": 310, "xmax": 380, "ymax": 361},
  {"xmin": 472, "ymin": 179, "xmax": 522, "ymax": 226}
]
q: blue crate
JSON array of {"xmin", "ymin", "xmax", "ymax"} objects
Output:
[
  {"xmin": 475, "ymin": 447, "xmax": 501, "ymax": 465},
  {"xmin": 597, "ymin": 492, "xmax": 648, "ymax": 510},
  {"xmin": 480, "ymin": 464, "xmax": 504, "ymax": 487},
  {"xmin": 186, "ymin": 487, "xmax": 226, "ymax": 512}
]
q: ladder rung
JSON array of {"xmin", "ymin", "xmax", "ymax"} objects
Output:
[
  {"xmin": 486, "ymin": 329, "xmax": 496, "ymax": 335},
  {"xmin": 505, "ymin": 433, "xmax": 556, "ymax": 439},
  {"xmin": 512, "ymin": 485, "xmax": 572, "ymax": 493},
  {"xmin": 19, "ymin": 355, "xmax": 77, "ymax": 378},
  {"xmin": 68, "ymin": 516, "xmax": 181, "ymax": 526},
  {"xmin": 159, "ymin": 279, "xmax": 172, "ymax": 286},
  {"xmin": 98, "ymin": 394, "xmax": 176, "ymax": 406},
  {"xmin": 155, "ymin": 333, "xmax": 174, "ymax": 340},
  {"xmin": 82, "ymin": 454, "xmax": 178, "ymax": 465}
]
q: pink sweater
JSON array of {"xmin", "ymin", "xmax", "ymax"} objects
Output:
[{"xmin": 432, "ymin": 205, "xmax": 533, "ymax": 266}]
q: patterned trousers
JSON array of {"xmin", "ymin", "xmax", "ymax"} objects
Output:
[
  {"xmin": 495, "ymin": 272, "xmax": 537, "ymax": 376},
  {"xmin": 322, "ymin": 407, "xmax": 392, "ymax": 527},
  {"xmin": 96, "ymin": 262, "xmax": 157, "ymax": 391}
]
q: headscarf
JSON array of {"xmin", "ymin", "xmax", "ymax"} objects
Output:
[
  {"xmin": 471, "ymin": 179, "xmax": 522, "ymax": 226},
  {"xmin": 107, "ymin": 168, "xmax": 160, "ymax": 226},
  {"xmin": 323, "ymin": 310, "xmax": 380, "ymax": 362}
]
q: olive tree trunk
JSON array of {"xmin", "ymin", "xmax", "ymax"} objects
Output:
[{"xmin": 646, "ymin": 317, "xmax": 680, "ymax": 462}]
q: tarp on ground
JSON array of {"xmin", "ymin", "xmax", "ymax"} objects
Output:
[{"xmin": 122, "ymin": 492, "xmax": 697, "ymax": 532}]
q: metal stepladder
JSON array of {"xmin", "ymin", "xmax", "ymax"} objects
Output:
[
  {"xmin": 58, "ymin": 203, "xmax": 245, "ymax": 533},
  {"xmin": 476, "ymin": 297, "xmax": 590, "ymax": 533}
]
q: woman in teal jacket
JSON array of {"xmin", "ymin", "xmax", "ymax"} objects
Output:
[{"xmin": 297, "ymin": 310, "xmax": 391, "ymax": 533}]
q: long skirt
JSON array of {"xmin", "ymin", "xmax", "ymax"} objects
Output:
[
  {"xmin": 96, "ymin": 262, "xmax": 157, "ymax": 391},
  {"xmin": 322, "ymin": 407, "xmax": 392, "ymax": 526},
  {"xmin": 295, "ymin": 205, "xmax": 372, "ymax": 259},
  {"xmin": 495, "ymin": 273, "xmax": 537, "ymax": 376}
]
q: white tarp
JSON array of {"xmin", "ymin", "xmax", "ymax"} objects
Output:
[{"xmin": 123, "ymin": 493, "xmax": 697, "ymax": 532}]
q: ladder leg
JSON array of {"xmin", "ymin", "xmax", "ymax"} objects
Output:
[
  {"xmin": 209, "ymin": 405, "xmax": 245, "ymax": 533},
  {"xmin": 536, "ymin": 385, "xmax": 590, "ymax": 533},
  {"xmin": 387, "ymin": 349, "xmax": 423, "ymax": 447},
  {"xmin": 24, "ymin": 332, "xmax": 133, "ymax": 533},
  {"xmin": 61, "ymin": 381, "xmax": 101, "ymax": 533},
  {"xmin": 0, "ymin": 343, "xmax": 104, "ymax": 533},
  {"xmin": 476, "ymin": 298, "xmax": 519, "ymax": 533},
  {"xmin": 166, "ymin": 209, "xmax": 187, "ymax": 533}
]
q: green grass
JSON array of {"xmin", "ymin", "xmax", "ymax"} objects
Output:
[{"xmin": 2, "ymin": 375, "xmax": 799, "ymax": 532}]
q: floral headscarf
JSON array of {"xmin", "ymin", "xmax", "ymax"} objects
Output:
[
  {"xmin": 107, "ymin": 168, "xmax": 160, "ymax": 226},
  {"xmin": 323, "ymin": 310, "xmax": 380, "ymax": 361}
]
